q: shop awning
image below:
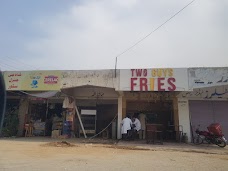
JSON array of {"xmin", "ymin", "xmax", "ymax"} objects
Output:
[{"xmin": 19, "ymin": 91, "xmax": 59, "ymax": 98}]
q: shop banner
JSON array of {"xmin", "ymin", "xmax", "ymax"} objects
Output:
[
  {"xmin": 119, "ymin": 68, "xmax": 189, "ymax": 91},
  {"xmin": 189, "ymin": 68, "xmax": 228, "ymax": 89},
  {"xmin": 4, "ymin": 71, "xmax": 61, "ymax": 91}
]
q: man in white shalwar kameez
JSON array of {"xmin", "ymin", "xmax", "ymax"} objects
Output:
[
  {"xmin": 133, "ymin": 117, "xmax": 141, "ymax": 132},
  {"xmin": 121, "ymin": 115, "xmax": 132, "ymax": 139},
  {"xmin": 131, "ymin": 116, "xmax": 141, "ymax": 140}
]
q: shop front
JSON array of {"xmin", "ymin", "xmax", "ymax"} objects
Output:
[
  {"xmin": 4, "ymin": 67, "xmax": 228, "ymax": 142},
  {"xmin": 179, "ymin": 68, "xmax": 228, "ymax": 141},
  {"xmin": 3, "ymin": 70, "xmax": 120, "ymax": 138},
  {"xmin": 3, "ymin": 70, "xmax": 63, "ymax": 137},
  {"xmin": 60, "ymin": 70, "xmax": 119, "ymax": 138},
  {"xmin": 61, "ymin": 86, "xmax": 118, "ymax": 138},
  {"xmin": 117, "ymin": 68, "xmax": 189, "ymax": 141}
]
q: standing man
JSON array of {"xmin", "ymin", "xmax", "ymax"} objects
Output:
[
  {"xmin": 138, "ymin": 112, "xmax": 147, "ymax": 139},
  {"xmin": 121, "ymin": 114, "xmax": 132, "ymax": 140},
  {"xmin": 132, "ymin": 115, "xmax": 141, "ymax": 132},
  {"xmin": 132, "ymin": 115, "xmax": 141, "ymax": 139}
]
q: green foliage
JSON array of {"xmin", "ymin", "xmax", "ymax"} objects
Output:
[{"xmin": 2, "ymin": 107, "xmax": 19, "ymax": 137}]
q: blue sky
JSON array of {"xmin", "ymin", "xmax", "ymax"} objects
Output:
[
  {"xmin": 0, "ymin": 0, "xmax": 227, "ymax": 71},
  {"xmin": 0, "ymin": 1, "xmax": 78, "ymax": 66}
]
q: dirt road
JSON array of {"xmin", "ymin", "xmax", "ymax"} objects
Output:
[{"xmin": 0, "ymin": 138, "xmax": 228, "ymax": 171}]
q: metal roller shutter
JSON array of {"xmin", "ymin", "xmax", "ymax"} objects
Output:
[{"xmin": 189, "ymin": 100, "xmax": 228, "ymax": 138}]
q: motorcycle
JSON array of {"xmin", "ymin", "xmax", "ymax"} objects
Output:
[{"xmin": 193, "ymin": 123, "xmax": 227, "ymax": 148}]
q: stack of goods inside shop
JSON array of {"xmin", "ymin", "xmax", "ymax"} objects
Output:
[
  {"xmin": 26, "ymin": 101, "xmax": 64, "ymax": 137},
  {"xmin": 51, "ymin": 107, "xmax": 76, "ymax": 138}
]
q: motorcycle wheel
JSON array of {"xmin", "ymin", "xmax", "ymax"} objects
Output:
[
  {"xmin": 193, "ymin": 135, "xmax": 203, "ymax": 145},
  {"xmin": 216, "ymin": 138, "xmax": 226, "ymax": 148}
]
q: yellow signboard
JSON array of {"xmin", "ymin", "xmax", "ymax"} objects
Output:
[{"xmin": 4, "ymin": 71, "xmax": 61, "ymax": 91}]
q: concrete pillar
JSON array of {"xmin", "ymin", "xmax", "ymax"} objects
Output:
[
  {"xmin": 122, "ymin": 97, "xmax": 126, "ymax": 119},
  {"xmin": 177, "ymin": 98, "xmax": 191, "ymax": 142},
  {"xmin": 17, "ymin": 98, "xmax": 29, "ymax": 136},
  {"xmin": 173, "ymin": 97, "xmax": 179, "ymax": 128},
  {"xmin": 117, "ymin": 95, "xmax": 123, "ymax": 139}
]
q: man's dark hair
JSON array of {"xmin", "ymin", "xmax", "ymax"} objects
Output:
[
  {"xmin": 126, "ymin": 114, "xmax": 131, "ymax": 118},
  {"xmin": 133, "ymin": 113, "xmax": 139, "ymax": 118}
]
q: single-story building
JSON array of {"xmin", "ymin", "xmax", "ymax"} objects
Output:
[{"xmin": 2, "ymin": 67, "xmax": 228, "ymax": 142}]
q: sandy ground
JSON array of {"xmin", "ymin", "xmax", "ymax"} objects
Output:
[{"xmin": 0, "ymin": 138, "xmax": 228, "ymax": 171}]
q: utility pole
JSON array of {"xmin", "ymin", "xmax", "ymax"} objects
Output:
[{"xmin": 114, "ymin": 57, "xmax": 117, "ymax": 78}]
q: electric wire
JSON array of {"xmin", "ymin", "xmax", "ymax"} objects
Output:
[
  {"xmin": 1, "ymin": 57, "xmax": 62, "ymax": 71},
  {"xmin": 0, "ymin": 61, "xmax": 21, "ymax": 70},
  {"xmin": 4, "ymin": 57, "xmax": 36, "ymax": 70},
  {"xmin": 115, "ymin": 0, "xmax": 196, "ymax": 60},
  {"xmin": 89, "ymin": 114, "xmax": 117, "ymax": 139},
  {"xmin": 2, "ymin": 61, "xmax": 30, "ymax": 71},
  {"xmin": 0, "ymin": 64, "xmax": 14, "ymax": 71}
]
